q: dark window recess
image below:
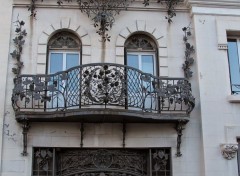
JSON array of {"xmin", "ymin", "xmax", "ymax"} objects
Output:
[
  {"xmin": 237, "ymin": 138, "xmax": 240, "ymax": 176},
  {"xmin": 227, "ymin": 39, "xmax": 240, "ymax": 94},
  {"xmin": 32, "ymin": 148, "xmax": 171, "ymax": 176}
]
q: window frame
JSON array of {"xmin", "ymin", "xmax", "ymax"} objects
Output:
[
  {"xmin": 48, "ymin": 50, "xmax": 81, "ymax": 74},
  {"xmin": 126, "ymin": 51, "xmax": 157, "ymax": 76},
  {"xmin": 124, "ymin": 34, "xmax": 159, "ymax": 77},
  {"xmin": 46, "ymin": 31, "xmax": 82, "ymax": 74},
  {"xmin": 227, "ymin": 37, "xmax": 240, "ymax": 94}
]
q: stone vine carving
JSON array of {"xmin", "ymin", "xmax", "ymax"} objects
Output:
[
  {"xmin": 221, "ymin": 144, "xmax": 238, "ymax": 160},
  {"xmin": 10, "ymin": 17, "xmax": 27, "ymax": 78},
  {"xmin": 143, "ymin": 0, "xmax": 181, "ymax": 23},
  {"xmin": 182, "ymin": 25, "xmax": 195, "ymax": 79}
]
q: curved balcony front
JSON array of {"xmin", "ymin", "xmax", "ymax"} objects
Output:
[{"xmin": 12, "ymin": 63, "xmax": 195, "ymax": 123}]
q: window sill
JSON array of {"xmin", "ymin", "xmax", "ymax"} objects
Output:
[{"xmin": 227, "ymin": 95, "xmax": 240, "ymax": 103}]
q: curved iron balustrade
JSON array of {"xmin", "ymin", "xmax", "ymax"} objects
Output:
[{"xmin": 12, "ymin": 63, "xmax": 195, "ymax": 114}]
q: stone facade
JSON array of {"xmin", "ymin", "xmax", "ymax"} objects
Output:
[{"xmin": 0, "ymin": 0, "xmax": 240, "ymax": 176}]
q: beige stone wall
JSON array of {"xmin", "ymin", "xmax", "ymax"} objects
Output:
[
  {"xmin": 0, "ymin": 0, "xmax": 13, "ymax": 174},
  {"xmin": 191, "ymin": 3, "xmax": 240, "ymax": 176}
]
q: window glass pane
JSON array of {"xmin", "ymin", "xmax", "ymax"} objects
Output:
[
  {"xmin": 50, "ymin": 53, "xmax": 63, "ymax": 74},
  {"xmin": 142, "ymin": 55, "xmax": 154, "ymax": 75},
  {"xmin": 66, "ymin": 53, "xmax": 79, "ymax": 69},
  {"xmin": 127, "ymin": 54, "xmax": 139, "ymax": 69},
  {"xmin": 228, "ymin": 39, "xmax": 240, "ymax": 93},
  {"xmin": 66, "ymin": 53, "xmax": 80, "ymax": 98}
]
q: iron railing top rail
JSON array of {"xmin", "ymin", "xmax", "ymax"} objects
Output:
[
  {"xmin": 12, "ymin": 63, "xmax": 195, "ymax": 116},
  {"xmin": 16, "ymin": 63, "xmax": 185, "ymax": 80}
]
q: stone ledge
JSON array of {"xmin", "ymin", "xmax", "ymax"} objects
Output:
[
  {"xmin": 15, "ymin": 108, "xmax": 190, "ymax": 124},
  {"xmin": 227, "ymin": 95, "xmax": 240, "ymax": 103}
]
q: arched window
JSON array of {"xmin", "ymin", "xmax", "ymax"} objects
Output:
[
  {"xmin": 47, "ymin": 31, "xmax": 81, "ymax": 74},
  {"xmin": 125, "ymin": 34, "xmax": 158, "ymax": 76}
]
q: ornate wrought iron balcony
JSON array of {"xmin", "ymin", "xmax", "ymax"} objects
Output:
[{"xmin": 12, "ymin": 63, "xmax": 195, "ymax": 123}]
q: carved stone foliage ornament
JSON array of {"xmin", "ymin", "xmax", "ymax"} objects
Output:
[{"xmin": 220, "ymin": 144, "xmax": 238, "ymax": 160}]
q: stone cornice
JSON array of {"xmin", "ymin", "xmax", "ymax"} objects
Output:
[{"xmin": 184, "ymin": 0, "xmax": 240, "ymax": 9}]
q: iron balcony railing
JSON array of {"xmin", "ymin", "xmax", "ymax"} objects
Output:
[{"xmin": 12, "ymin": 63, "xmax": 195, "ymax": 114}]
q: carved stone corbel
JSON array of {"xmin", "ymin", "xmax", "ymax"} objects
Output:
[{"xmin": 220, "ymin": 144, "xmax": 238, "ymax": 160}]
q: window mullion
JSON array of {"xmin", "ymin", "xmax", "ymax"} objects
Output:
[
  {"xmin": 63, "ymin": 53, "xmax": 67, "ymax": 70},
  {"xmin": 139, "ymin": 54, "xmax": 142, "ymax": 71},
  {"xmin": 237, "ymin": 39, "xmax": 240, "ymax": 71}
]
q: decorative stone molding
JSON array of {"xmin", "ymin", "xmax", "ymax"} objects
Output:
[
  {"xmin": 218, "ymin": 44, "xmax": 228, "ymax": 50},
  {"xmin": 37, "ymin": 18, "xmax": 91, "ymax": 74},
  {"xmin": 220, "ymin": 144, "xmax": 238, "ymax": 160},
  {"xmin": 216, "ymin": 18, "xmax": 240, "ymax": 50},
  {"xmin": 227, "ymin": 95, "xmax": 240, "ymax": 103},
  {"xmin": 115, "ymin": 20, "xmax": 168, "ymax": 76},
  {"xmin": 185, "ymin": 0, "xmax": 240, "ymax": 9}
]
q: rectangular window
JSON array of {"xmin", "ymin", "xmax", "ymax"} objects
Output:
[
  {"xmin": 32, "ymin": 148, "xmax": 171, "ymax": 176},
  {"xmin": 47, "ymin": 52, "xmax": 80, "ymax": 109},
  {"xmin": 227, "ymin": 39, "xmax": 240, "ymax": 94},
  {"xmin": 127, "ymin": 53, "xmax": 157, "ymax": 111}
]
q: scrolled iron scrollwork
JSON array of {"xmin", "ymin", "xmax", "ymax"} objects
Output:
[
  {"xmin": 82, "ymin": 65, "xmax": 126, "ymax": 106},
  {"xmin": 92, "ymin": 149, "xmax": 113, "ymax": 169},
  {"xmin": 12, "ymin": 63, "xmax": 195, "ymax": 114},
  {"xmin": 56, "ymin": 149, "xmax": 147, "ymax": 176},
  {"xmin": 33, "ymin": 148, "xmax": 54, "ymax": 172},
  {"xmin": 152, "ymin": 149, "xmax": 170, "ymax": 172},
  {"xmin": 143, "ymin": 0, "xmax": 181, "ymax": 23},
  {"xmin": 182, "ymin": 24, "xmax": 195, "ymax": 79},
  {"xmin": 33, "ymin": 148, "xmax": 171, "ymax": 176},
  {"xmin": 10, "ymin": 17, "xmax": 27, "ymax": 78},
  {"xmin": 27, "ymin": 0, "xmax": 182, "ymax": 41}
]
